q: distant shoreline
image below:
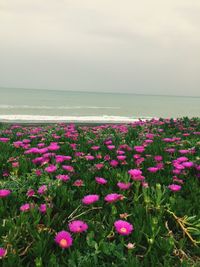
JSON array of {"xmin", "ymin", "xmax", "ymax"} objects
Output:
[{"xmin": 0, "ymin": 115, "xmax": 153, "ymax": 124}]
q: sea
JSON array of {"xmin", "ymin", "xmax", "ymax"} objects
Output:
[{"xmin": 0, "ymin": 88, "xmax": 199, "ymax": 123}]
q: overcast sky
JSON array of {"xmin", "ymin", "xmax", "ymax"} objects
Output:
[{"xmin": 0, "ymin": 0, "xmax": 200, "ymax": 96}]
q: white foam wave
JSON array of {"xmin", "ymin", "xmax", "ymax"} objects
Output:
[
  {"xmin": 0, "ymin": 115, "xmax": 151, "ymax": 123},
  {"xmin": 0, "ymin": 105, "xmax": 120, "ymax": 110}
]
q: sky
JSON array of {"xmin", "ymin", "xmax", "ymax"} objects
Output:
[{"xmin": 0, "ymin": 0, "xmax": 200, "ymax": 96}]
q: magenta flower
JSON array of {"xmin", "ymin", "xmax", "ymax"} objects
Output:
[
  {"xmin": 68, "ymin": 220, "xmax": 88, "ymax": 233},
  {"xmin": 110, "ymin": 160, "xmax": 119, "ymax": 167},
  {"xmin": 95, "ymin": 163, "xmax": 104, "ymax": 170},
  {"xmin": 117, "ymin": 155, "xmax": 126, "ymax": 161},
  {"xmin": 56, "ymin": 174, "xmax": 70, "ymax": 182},
  {"xmin": 176, "ymin": 157, "xmax": 188, "ymax": 162},
  {"xmin": 55, "ymin": 155, "xmax": 72, "ymax": 163},
  {"xmin": 95, "ymin": 177, "xmax": 107, "ymax": 185},
  {"xmin": 45, "ymin": 165, "xmax": 57, "ymax": 173},
  {"xmin": 0, "ymin": 247, "xmax": 6, "ymax": 258},
  {"xmin": 62, "ymin": 165, "xmax": 74, "ymax": 172},
  {"xmin": 0, "ymin": 137, "xmax": 10, "ymax": 143},
  {"xmin": 147, "ymin": 167, "xmax": 159, "ymax": 173},
  {"xmin": 168, "ymin": 184, "xmax": 182, "ymax": 192},
  {"xmin": 39, "ymin": 204, "xmax": 47, "ymax": 213},
  {"xmin": 55, "ymin": 231, "xmax": 73, "ymax": 249},
  {"xmin": 134, "ymin": 146, "xmax": 145, "ymax": 153},
  {"xmin": 104, "ymin": 193, "xmax": 123, "ymax": 203},
  {"xmin": 35, "ymin": 169, "xmax": 42, "ymax": 176},
  {"xmin": 38, "ymin": 185, "xmax": 47, "ymax": 195},
  {"xmin": 117, "ymin": 182, "xmax": 131, "ymax": 190},
  {"xmin": 85, "ymin": 155, "xmax": 95, "ymax": 161},
  {"xmin": 26, "ymin": 189, "xmax": 35, "ymax": 197},
  {"xmin": 128, "ymin": 169, "xmax": 145, "ymax": 181},
  {"xmin": 91, "ymin": 146, "xmax": 100, "ymax": 150},
  {"xmin": 0, "ymin": 189, "xmax": 11, "ymax": 198},
  {"xmin": 107, "ymin": 145, "xmax": 115, "ymax": 150},
  {"xmin": 20, "ymin": 203, "xmax": 31, "ymax": 212},
  {"xmin": 114, "ymin": 220, "xmax": 134, "ymax": 235},
  {"xmin": 12, "ymin": 162, "xmax": 19, "ymax": 168},
  {"xmin": 154, "ymin": 155, "xmax": 163, "ymax": 161},
  {"xmin": 182, "ymin": 161, "xmax": 194, "ymax": 168},
  {"xmin": 73, "ymin": 179, "xmax": 84, "ymax": 187},
  {"xmin": 82, "ymin": 194, "xmax": 99, "ymax": 205}
]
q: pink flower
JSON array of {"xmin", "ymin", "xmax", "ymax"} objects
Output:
[
  {"xmin": 55, "ymin": 155, "xmax": 71, "ymax": 163},
  {"xmin": 117, "ymin": 182, "xmax": 131, "ymax": 190},
  {"xmin": 91, "ymin": 146, "xmax": 100, "ymax": 151},
  {"xmin": 62, "ymin": 165, "xmax": 74, "ymax": 172},
  {"xmin": 154, "ymin": 155, "xmax": 163, "ymax": 161},
  {"xmin": 147, "ymin": 167, "xmax": 159, "ymax": 173},
  {"xmin": 0, "ymin": 189, "xmax": 11, "ymax": 198},
  {"xmin": 168, "ymin": 184, "xmax": 182, "ymax": 192},
  {"xmin": 104, "ymin": 155, "xmax": 111, "ymax": 161},
  {"xmin": 12, "ymin": 162, "xmax": 19, "ymax": 168},
  {"xmin": 55, "ymin": 231, "xmax": 73, "ymax": 249},
  {"xmin": 39, "ymin": 204, "xmax": 47, "ymax": 213},
  {"xmin": 110, "ymin": 160, "xmax": 119, "ymax": 167},
  {"xmin": 107, "ymin": 145, "xmax": 115, "ymax": 150},
  {"xmin": 48, "ymin": 143, "xmax": 60, "ymax": 151},
  {"xmin": 114, "ymin": 220, "xmax": 134, "ymax": 235},
  {"xmin": 176, "ymin": 157, "xmax": 188, "ymax": 162},
  {"xmin": 56, "ymin": 174, "xmax": 70, "ymax": 182},
  {"xmin": 0, "ymin": 247, "xmax": 6, "ymax": 258},
  {"xmin": 68, "ymin": 220, "xmax": 88, "ymax": 233},
  {"xmin": 35, "ymin": 169, "xmax": 42, "ymax": 176},
  {"xmin": 127, "ymin": 243, "xmax": 135, "ymax": 250},
  {"xmin": 82, "ymin": 194, "xmax": 99, "ymax": 205},
  {"xmin": 134, "ymin": 146, "xmax": 145, "ymax": 153},
  {"xmin": 174, "ymin": 164, "xmax": 185, "ymax": 171},
  {"xmin": 73, "ymin": 179, "xmax": 84, "ymax": 187},
  {"xmin": 38, "ymin": 185, "xmax": 47, "ymax": 195},
  {"xmin": 95, "ymin": 177, "xmax": 107, "ymax": 185},
  {"xmin": 20, "ymin": 203, "xmax": 31, "ymax": 212},
  {"xmin": 26, "ymin": 189, "xmax": 35, "ymax": 197},
  {"xmin": 117, "ymin": 155, "xmax": 126, "ymax": 161},
  {"xmin": 182, "ymin": 161, "xmax": 193, "ymax": 168},
  {"xmin": 0, "ymin": 137, "xmax": 9, "ymax": 143},
  {"xmin": 104, "ymin": 193, "xmax": 123, "ymax": 203},
  {"xmin": 95, "ymin": 163, "xmax": 104, "ymax": 170},
  {"xmin": 142, "ymin": 181, "xmax": 149, "ymax": 188},
  {"xmin": 85, "ymin": 155, "xmax": 95, "ymax": 161},
  {"xmin": 45, "ymin": 165, "xmax": 57, "ymax": 173},
  {"xmin": 128, "ymin": 169, "xmax": 145, "ymax": 181},
  {"xmin": 179, "ymin": 149, "xmax": 189, "ymax": 154}
]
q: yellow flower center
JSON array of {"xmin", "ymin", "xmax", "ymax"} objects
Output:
[
  {"xmin": 120, "ymin": 227, "xmax": 127, "ymax": 233},
  {"xmin": 60, "ymin": 239, "xmax": 68, "ymax": 247}
]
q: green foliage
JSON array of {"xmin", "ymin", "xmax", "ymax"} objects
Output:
[{"xmin": 0, "ymin": 118, "xmax": 200, "ymax": 266}]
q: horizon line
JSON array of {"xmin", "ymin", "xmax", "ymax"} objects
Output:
[{"xmin": 0, "ymin": 86, "xmax": 199, "ymax": 98}]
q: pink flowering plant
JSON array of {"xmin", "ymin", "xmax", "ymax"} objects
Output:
[{"xmin": 0, "ymin": 118, "xmax": 200, "ymax": 266}]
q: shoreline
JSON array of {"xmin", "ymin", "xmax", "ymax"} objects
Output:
[{"xmin": 0, "ymin": 114, "xmax": 153, "ymax": 124}]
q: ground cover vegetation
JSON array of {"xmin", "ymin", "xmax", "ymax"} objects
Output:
[{"xmin": 0, "ymin": 118, "xmax": 200, "ymax": 266}]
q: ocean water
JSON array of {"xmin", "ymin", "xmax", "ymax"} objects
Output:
[{"xmin": 0, "ymin": 88, "xmax": 199, "ymax": 122}]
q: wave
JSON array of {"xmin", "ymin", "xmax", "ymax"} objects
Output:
[
  {"xmin": 0, "ymin": 115, "xmax": 153, "ymax": 123},
  {"xmin": 0, "ymin": 105, "xmax": 120, "ymax": 110}
]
